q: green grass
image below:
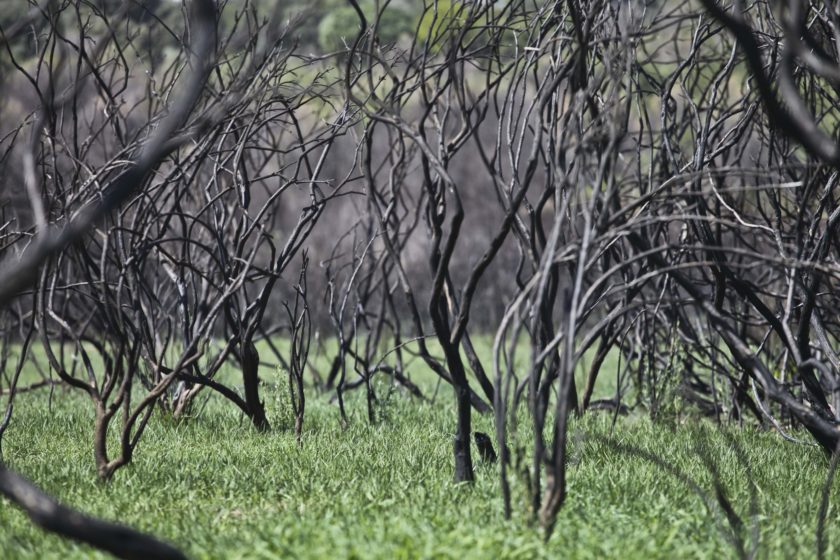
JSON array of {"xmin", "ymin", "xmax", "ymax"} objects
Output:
[{"xmin": 1, "ymin": 355, "xmax": 838, "ymax": 559}]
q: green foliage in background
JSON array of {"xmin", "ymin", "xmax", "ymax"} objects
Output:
[
  {"xmin": 317, "ymin": 0, "xmax": 414, "ymax": 52},
  {"xmin": 415, "ymin": 0, "xmax": 468, "ymax": 45}
]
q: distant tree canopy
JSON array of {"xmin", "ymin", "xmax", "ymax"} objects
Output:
[{"xmin": 317, "ymin": 0, "xmax": 414, "ymax": 52}]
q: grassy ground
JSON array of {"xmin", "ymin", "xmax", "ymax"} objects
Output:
[{"xmin": 0, "ymin": 357, "xmax": 838, "ymax": 559}]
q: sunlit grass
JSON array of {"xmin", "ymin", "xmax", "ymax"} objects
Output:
[{"xmin": 1, "ymin": 340, "xmax": 837, "ymax": 559}]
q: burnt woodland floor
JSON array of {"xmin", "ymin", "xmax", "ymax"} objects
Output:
[{"xmin": 0, "ymin": 363, "xmax": 835, "ymax": 559}]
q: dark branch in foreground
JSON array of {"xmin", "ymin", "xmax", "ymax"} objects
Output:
[{"xmin": 0, "ymin": 464, "xmax": 187, "ymax": 560}]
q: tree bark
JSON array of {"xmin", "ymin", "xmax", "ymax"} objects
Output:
[
  {"xmin": 241, "ymin": 340, "xmax": 270, "ymax": 432},
  {"xmin": 0, "ymin": 463, "xmax": 188, "ymax": 560}
]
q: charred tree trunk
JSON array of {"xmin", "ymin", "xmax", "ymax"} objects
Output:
[
  {"xmin": 241, "ymin": 340, "xmax": 270, "ymax": 432},
  {"xmin": 453, "ymin": 384, "xmax": 474, "ymax": 483}
]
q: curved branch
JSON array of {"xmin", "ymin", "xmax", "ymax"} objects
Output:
[{"xmin": 0, "ymin": 464, "xmax": 187, "ymax": 560}]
